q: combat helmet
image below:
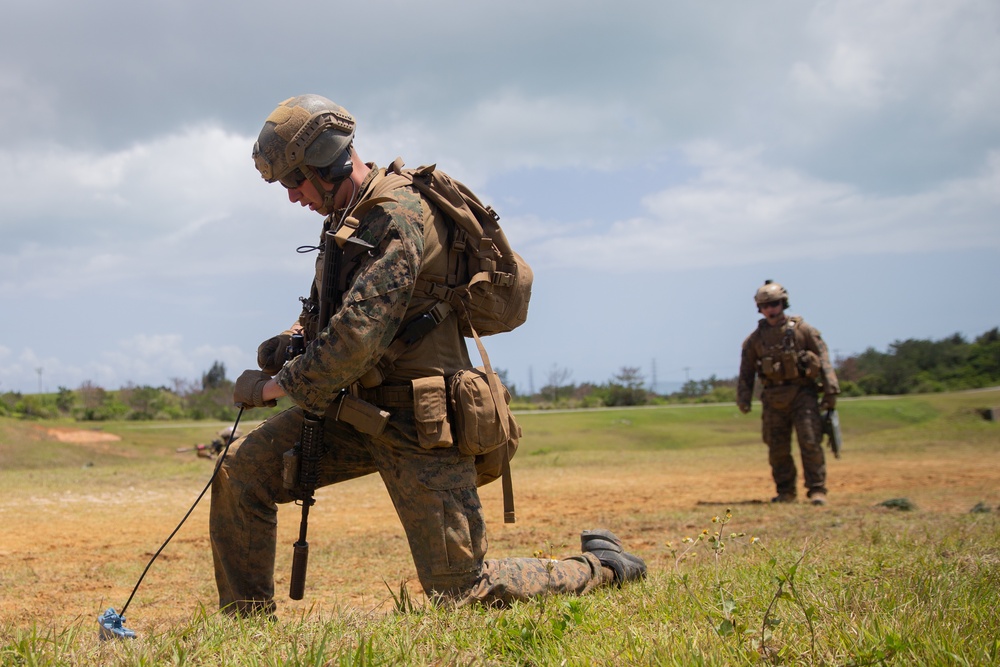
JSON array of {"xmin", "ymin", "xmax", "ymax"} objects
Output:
[
  {"xmin": 218, "ymin": 426, "xmax": 241, "ymax": 440},
  {"xmin": 754, "ymin": 280, "xmax": 789, "ymax": 311},
  {"xmin": 252, "ymin": 95, "xmax": 356, "ymax": 211}
]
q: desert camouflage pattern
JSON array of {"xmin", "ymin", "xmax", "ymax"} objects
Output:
[
  {"xmin": 737, "ymin": 316, "xmax": 839, "ymax": 497},
  {"xmin": 211, "ymin": 166, "xmax": 611, "ymax": 614},
  {"xmin": 737, "ymin": 316, "xmax": 839, "ymax": 405}
]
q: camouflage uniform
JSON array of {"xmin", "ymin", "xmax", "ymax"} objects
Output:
[
  {"xmin": 211, "ymin": 165, "xmax": 612, "ymax": 615},
  {"xmin": 737, "ymin": 316, "xmax": 839, "ymax": 499}
]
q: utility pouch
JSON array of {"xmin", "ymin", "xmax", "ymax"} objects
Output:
[
  {"xmin": 780, "ymin": 350, "xmax": 800, "ymax": 380},
  {"xmin": 282, "ymin": 448, "xmax": 300, "ymax": 490},
  {"xmin": 334, "ymin": 394, "xmax": 390, "ymax": 436},
  {"xmin": 761, "ymin": 356, "xmax": 789, "ymax": 380},
  {"xmin": 412, "ymin": 376, "xmax": 453, "ymax": 449},
  {"xmin": 797, "ymin": 350, "xmax": 821, "ymax": 379},
  {"xmin": 449, "ymin": 367, "xmax": 518, "ymax": 457}
]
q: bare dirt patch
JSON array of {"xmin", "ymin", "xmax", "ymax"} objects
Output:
[
  {"xmin": 46, "ymin": 428, "xmax": 122, "ymax": 444},
  {"xmin": 3, "ymin": 438, "xmax": 999, "ymax": 638}
]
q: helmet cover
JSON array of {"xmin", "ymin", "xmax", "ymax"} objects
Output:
[{"xmin": 252, "ymin": 95, "xmax": 355, "ymax": 185}]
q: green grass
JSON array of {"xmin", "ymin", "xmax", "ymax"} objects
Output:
[
  {"xmin": 4, "ymin": 509, "xmax": 999, "ymax": 665},
  {"xmin": 2, "ymin": 390, "xmax": 999, "ymax": 665}
]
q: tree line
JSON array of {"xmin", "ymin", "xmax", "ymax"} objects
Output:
[{"xmin": 2, "ymin": 328, "xmax": 998, "ymax": 420}]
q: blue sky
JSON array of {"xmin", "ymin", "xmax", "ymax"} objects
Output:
[{"xmin": 2, "ymin": 0, "xmax": 998, "ymax": 396}]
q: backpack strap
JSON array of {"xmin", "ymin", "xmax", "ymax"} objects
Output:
[{"xmin": 458, "ymin": 299, "xmax": 515, "ymax": 523}]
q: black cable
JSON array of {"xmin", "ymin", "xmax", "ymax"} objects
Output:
[{"xmin": 118, "ymin": 406, "xmax": 245, "ymax": 616}]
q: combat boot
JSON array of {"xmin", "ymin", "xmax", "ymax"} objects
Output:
[
  {"xmin": 771, "ymin": 492, "xmax": 796, "ymax": 503},
  {"xmin": 808, "ymin": 491, "xmax": 828, "ymax": 506},
  {"xmin": 580, "ymin": 529, "xmax": 647, "ymax": 586}
]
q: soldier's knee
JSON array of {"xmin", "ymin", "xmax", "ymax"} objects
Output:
[{"xmin": 420, "ymin": 568, "xmax": 483, "ymax": 602}]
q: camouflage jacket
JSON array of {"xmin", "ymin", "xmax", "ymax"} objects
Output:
[
  {"xmin": 275, "ymin": 164, "xmax": 472, "ymax": 414},
  {"xmin": 737, "ymin": 315, "xmax": 839, "ymax": 408}
]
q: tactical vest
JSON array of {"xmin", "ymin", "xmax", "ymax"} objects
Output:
[{"xmin": 756, "ymin": 317, "xmax": 821, "ymax": 386}]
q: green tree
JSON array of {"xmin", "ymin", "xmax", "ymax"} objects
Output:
[
  {"xmin": 202, "ymin": 361, "xmax": 228, "ymax": 390},
  {"xmin": 605, "ymin": 366, "xmax": 648, "ymax": 406}
]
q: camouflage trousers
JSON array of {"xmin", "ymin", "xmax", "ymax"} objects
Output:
[
  {"xmin": 210, "ymin": 407, "xmax": 611, "ymax": 615},
  {"xmin": 760, "ymin": 386, "xmax": 826, "ymax": 496}
]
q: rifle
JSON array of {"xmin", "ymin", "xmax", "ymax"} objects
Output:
[
  {"xmin": 284, "ymin": 228, "xmax": 381, "ymax": 600},
  {"xmin": 175, "ymin": 439, "xmax": 225, "ymax": 458},
  {"xmin": 822, "ymin": 409, "xmax": 843, "ymax": 459}
]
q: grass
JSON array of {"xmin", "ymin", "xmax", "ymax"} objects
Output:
[{"xmin": 2, "ymin": 390, "xmax": 999, "ymax": 665}]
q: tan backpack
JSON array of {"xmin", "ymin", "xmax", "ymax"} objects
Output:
[{"xmin": 345, "ymin": 159, "xmax": 531, "ymax": 523}]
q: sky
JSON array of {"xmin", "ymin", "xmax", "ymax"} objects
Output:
[{"xmin": 1, "ymin": 0, "xmax": 998, "ymax": 397}]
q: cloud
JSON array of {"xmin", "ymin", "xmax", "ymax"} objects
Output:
[
  {"xmin": 522, "ymin": 143, "xmax": 1000, "ymax": 272},
  {"xmin": 1, "ymin": 0, "xmax": 998, "ymax": 394}
]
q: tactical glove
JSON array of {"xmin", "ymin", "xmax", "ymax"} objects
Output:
[
  {"xmin": 234, "ymin": 370, "xmax": 277, "ymax": 408},
  {"xmin": 820, "ymin": 394, "xmax": 837, "ymax": 410},
  {"xmin": 737, "ymin": 402, "xmax": 751, "ymax": 414},
  {"xmin": 257, "ymin": 334, "xmax": 292, "ymax": 375}
]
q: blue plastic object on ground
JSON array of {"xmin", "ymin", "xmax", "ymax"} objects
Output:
[{"xmin": 98, "ymin": 607, "xmax": 136, "ymax": 640}]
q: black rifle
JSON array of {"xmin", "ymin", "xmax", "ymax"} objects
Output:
[
  {"xmin": 822, "ymin": 409, "xmax": 843, "ymax": 459},
  {"xmin": 285, "ymin": 229, "xmax": 375, "ymax": 600},
  {"xmin": 287, "ymin": 407, "xmax": 324, "ymax": 598}
]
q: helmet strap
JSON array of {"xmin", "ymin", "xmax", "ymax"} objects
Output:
[{"xmin": 299, "ymin": 166, "xmax": 347, "ymax": 216}]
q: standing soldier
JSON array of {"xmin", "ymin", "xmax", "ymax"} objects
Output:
[
  {"xmin": 737, "ymin": 281, "xmax": 839, "ymax": 505},
  {"xmin": 210, "ymin": 94, "xmax": 645, "ymax": 617}
]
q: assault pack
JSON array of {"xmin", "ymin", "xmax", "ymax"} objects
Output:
[{"xmin": 340, "ymin": 159, "xmax": 532, "ymax": 522}]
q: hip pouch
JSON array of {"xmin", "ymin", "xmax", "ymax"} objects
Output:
[
  {"xmin": 412, "ymin": 376, "xmax": 453, "ymax": 449},
  {"xmin": 449, "ymin": 366, "xmax": 520, "ymax": 457}
]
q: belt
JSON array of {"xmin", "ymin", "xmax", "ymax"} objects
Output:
[
  {"xmin": 355, "ymin": 384, "xmax": 414, "ymax": 409},
  {"xmin": 763, "ymin": 378, "xmax": 813, "ymax": 389}
]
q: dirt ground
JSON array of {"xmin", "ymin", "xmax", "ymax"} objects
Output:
[{"xmin": 2, "ymin": 425, "xmax": 999, "ymax": 637}]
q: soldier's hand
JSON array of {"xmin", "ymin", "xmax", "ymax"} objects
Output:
[
  {"xmin": 820, "ymin": 394, "xmax": 837, "ymax": 411},
  {"xmin": 234, "ymin": 370, "xmax": 278, "ymax": 408},
  {"xmin": 738, "ymin": 402, "xmax": 751, "ymax": 414},
  {"xmin": 257, "ymin": 334, "xmax": 292, "ymax": 375}
]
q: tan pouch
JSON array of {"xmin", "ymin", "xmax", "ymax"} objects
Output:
[
  {"xmin": 336, "ymin": 394, "xmax": 390, "ymax": 436},
  {"xmin": 474, "ymin": 420, "xmax": 521, "ymax": 487},
  {"xmin": 797, "ymin": 350, "xmax": 821, "ymax": 379},
  {"xmin": 780, "ymin": 350, "xmax": 800, "ymax": 380},
  {"xmin": 412, "ymin": 376, "xmax": 453, "ymax": 449},
  {"xmin": 449, "ymin": 367, "xmax": 516, "ymax": 457},
  {"xmin": 760, "ymin": 356, "xmax": 777, "ymax": 378}
]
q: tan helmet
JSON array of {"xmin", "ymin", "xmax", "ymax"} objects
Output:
[
  {"xmin": 754, "ymin": 280, "xmax": 789, "ymax": 310},
  {"xmin": 252, "ymin": 94, "xmax": 356, "ymax": 189}
]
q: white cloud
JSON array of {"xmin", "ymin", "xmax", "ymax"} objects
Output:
[
  {"xmin": 524, "ymin": 143, "xmax": 1000, "ymax": 272},
  {"xmin": 1, "ymin": 0, "xmax": 999, "ymax": 394}
]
